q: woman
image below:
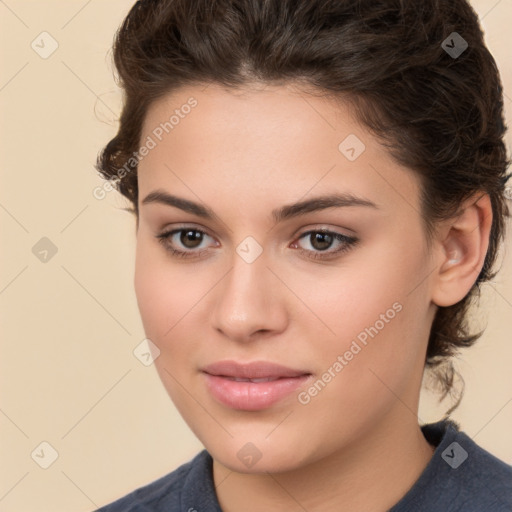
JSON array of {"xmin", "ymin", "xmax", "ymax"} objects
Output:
[{"xmin": 95, "ymin": 0, "xmax": 512, "ymax": 510}]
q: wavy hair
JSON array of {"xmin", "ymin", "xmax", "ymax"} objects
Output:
[{"xmin": 96, "ymin": 0, "xmax": 511, "ymax": 413}]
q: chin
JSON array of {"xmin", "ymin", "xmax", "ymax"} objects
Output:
[{"xmin": 205, "ymin": 436, "xmax": 314, "ymax": 475}]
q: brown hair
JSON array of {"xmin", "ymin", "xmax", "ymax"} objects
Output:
[{"xmin": 96, "ymin": 0, "xmax": 511, "ymax": 411}]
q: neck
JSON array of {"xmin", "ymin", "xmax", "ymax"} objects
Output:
[{"xmin": 213, "ymin": 413, "xmax": 435, "ymax": 512}]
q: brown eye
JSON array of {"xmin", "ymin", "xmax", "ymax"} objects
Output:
[
  {"xmin": 156, "ymin": 227, "xmax": 215, "ymax": 259},
  {"xmin": 180, "ymin": 229, "xmax": 204, "ymax": 249},
  {"xmin": 293, "ymin": 229, "xmax": 359, "ymax": 261},
  {"xmin": 308, "ymin": 232, "xmax": 334, "ymax": 251}
]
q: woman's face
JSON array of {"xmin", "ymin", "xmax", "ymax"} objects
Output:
[{"xmin": 134, "ymin": 82, "xmax": 438, "ymax": 473}]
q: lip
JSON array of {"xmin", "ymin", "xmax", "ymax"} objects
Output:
[
  {"xmin": 201, "ymin": 360, "xmax": 312, "ymax": 411},
  {"xmin": 202, "ymin": 360, "xmax": 310, "ymax": 379}
]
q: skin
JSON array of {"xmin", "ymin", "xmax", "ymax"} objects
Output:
[{"xmin": 133, "ymin": 82, "xmax": 492, "ymax": 511}]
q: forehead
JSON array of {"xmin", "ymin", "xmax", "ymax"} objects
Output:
[{"xmin": 137, "ymin": 83, "xmax": 422, "ymax": 220}]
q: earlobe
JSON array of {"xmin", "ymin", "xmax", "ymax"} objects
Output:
[{"xmin": 431, "ymin": 193, "xmax": 492, "ymax": 308}]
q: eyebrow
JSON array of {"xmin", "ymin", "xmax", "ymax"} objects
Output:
[{"xmin": 141, "ymin": 190, "xmax": 379, "ymax": 224}]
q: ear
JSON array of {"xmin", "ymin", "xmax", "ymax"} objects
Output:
[{"xmin": 430, "ymin": 192, "xmax": 493, "ymax": 308}]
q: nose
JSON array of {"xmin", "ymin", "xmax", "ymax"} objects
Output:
[{"xmin": 211, "ymin": 248, "xmax": 289, "ymax": 343}]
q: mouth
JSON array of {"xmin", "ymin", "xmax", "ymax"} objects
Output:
[
  {"xmin": 220, "ymin": 376, "xmax": 286, "ymax": 382},
  {"xmin": 201, "ymin": 360, "xmax": 313, "ymax": 411}
]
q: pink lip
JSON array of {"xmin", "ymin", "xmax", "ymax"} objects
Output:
[{"xmin": 201, "ymin": 360, "xmax": 312, "ymax": 411}]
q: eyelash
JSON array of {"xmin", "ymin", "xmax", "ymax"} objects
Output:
[{"xmin": 156, "ymin": 226, "xmax": 359, "ymax": 261}]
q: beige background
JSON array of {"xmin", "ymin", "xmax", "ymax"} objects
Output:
[{"xmin": 0, "ymin": 1, "xmax": 511, "ymax": 510}]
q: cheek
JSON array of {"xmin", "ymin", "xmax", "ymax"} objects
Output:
[
  {"xmin": 313, "ymin": 256, "xmax": 406, "ymax": 340},
  {"xmin": 314, "ymin": 240, "xmax": 429, "ymax": 379},
  {"xmin": 133, "ymin": 239, "xmax": 211, "ymax": 377},
  {"xmin": 134, "ymin": 241, "xmax": 188, "ymax": 340},
  {"xmin": 134, "ymin": 244, "xmax": 199, "ymax": 403}
]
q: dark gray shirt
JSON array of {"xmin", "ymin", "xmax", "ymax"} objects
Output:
[{"xmin": 95, "ymin": 420, "xmax": 512, "ymax": 511}]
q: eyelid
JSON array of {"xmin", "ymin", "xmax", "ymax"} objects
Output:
[
  {"xmin": 158, "ymin": 222, "xmax": 356, "ymax": 240},
  {"xmin": 157, "ymin": 223, "xmax": 216, "ymax": 240},
  {"xmin": 159, "ymin": 224, "xmax": 218, "ymax": 247},
  {"xmin": 293, "ymin": 223, "xmax": 357, "ymax": 238},
  {"xmin": 293, "ymin": 229, "xmax": 358, "ymax": 259},
  {"xmin": 156, "ymin": 223, "xmax": 358, "ymax": 260}
]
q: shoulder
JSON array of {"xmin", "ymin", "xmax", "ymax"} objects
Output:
[
  {"xmin": 94, "ymin": 450, "xmax": 214, "ymax": 512},
  {"xmin": 392, "ymin": 419, "xmax": 512, "ymax": 512},
  {"xmin": 447, "ymin": 424, "xmax": 512, "ymax": 509}
]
